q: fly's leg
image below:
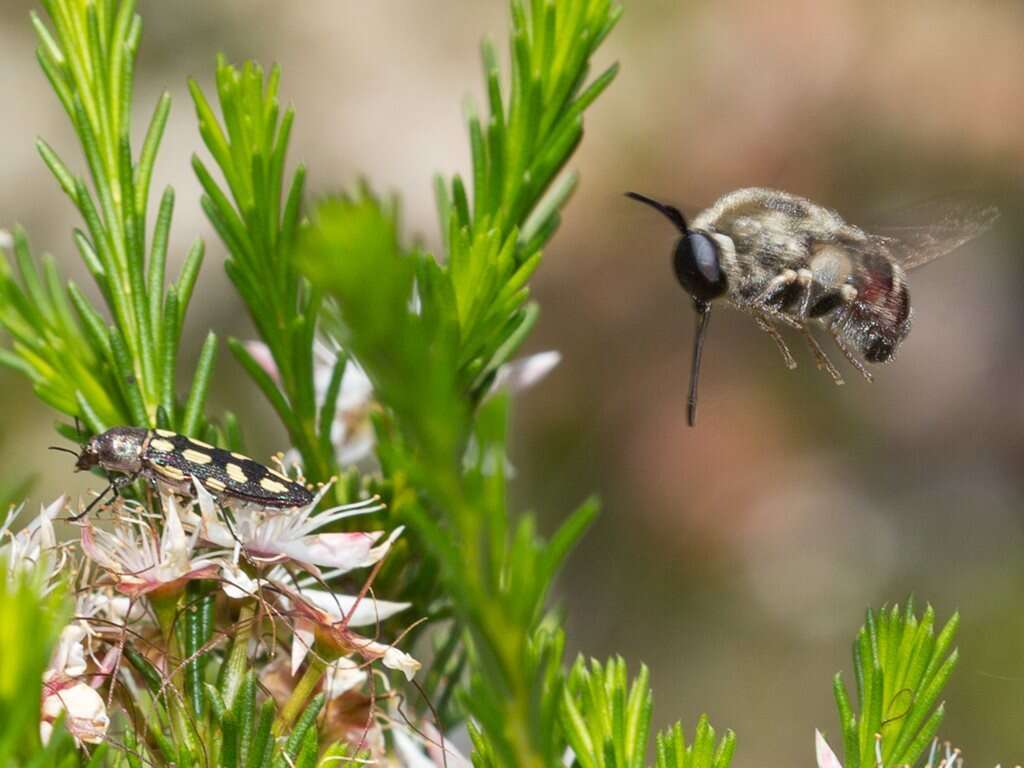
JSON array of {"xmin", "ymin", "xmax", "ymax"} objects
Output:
[
  {"xmin": 755, "ymin": 316, "xmax": 797, "ymax": 370},
  {"xmin": 802, "ymin": 327, "xmax": 844, "ymax": 384},
  {"xmin": 829, "ymin": 325, "xmax": 873, "ymax": 382},
  {"xmin": 795, "ymin": 268, "xmax": 814, "ymax": 318},
  {"xmin": 750, "ymin": 269, "xmax": 798, "ymax": 312}
]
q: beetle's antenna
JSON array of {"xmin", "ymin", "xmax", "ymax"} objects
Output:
[
  {"xmin": 688, "ymin": 302, "xmax": 712, "ymax": 427},
  {"xmin": 625, "ymin": 191, "xmax": 690, "ymax": 235},
  {"xmin": 48, "ymin": 446, "xmax": 80, "ymax": 458}
]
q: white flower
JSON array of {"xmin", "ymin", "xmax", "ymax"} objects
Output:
[
  {"xmin": 0, "ymin": 229, "xmax": 12, "ymax": 251},
  {"xmin": 0, "ymin": 497, "xmax": 64, "ymax": 588},
  {"xmin": 489, "ymin": 350, "xmax": 562, "ymax": 394},
  {"xmin": 285, "ymin": 586, "xmax": 419, "ymax": 679},
  {"xmin": 391, "ymin": 715, "xmax": 471, "ymax": 767},
  {"xmin": 245, "ymin": 339, "xmax": 561, "ymax": 467},
  {"xmin": 80, "ymin": 494, "xmax": 221, "ymax": 597},
  {"xmin": 323, "ymin": 657, "xmax": 367, "ymax": 699},
  {"xmin": 292, "ymin": 586, "xmax": 410, "ymax": 627},
  {"xmin": 40, "ymin": 678, "xmax": 109, "ymax": 746},
  {"xmin": 189, "ymin": 480, "xmax": 400, "ymax": 576},
  {"xmin": 815, "ymin": 732, "xmax": 963, "ymax": 768}
]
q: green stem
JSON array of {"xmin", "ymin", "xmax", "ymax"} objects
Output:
[{"xmin": 274, "ymin": 654, "xmax": 329, "ymax": 735}]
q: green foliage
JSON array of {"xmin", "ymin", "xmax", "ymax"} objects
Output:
[
  {"xmin": 558, "ymin": 656, "xmax": 735, "ymax": 768},
  {"xmin": 0, "ymin": 0, "xmax": 215, "ymax": 438},
  {"xmin": 0, "ymin": 561, "xmax": 77, "ymax": 767},
  {"xmin": 830, "ymin": 601, "xmax": 959, "ymax": 768},
  {"xmin": 653, "ymin": 719, "xmax": 736, "ymax": 768},
  {"xmin": 121, "ymin": 605, "xmax": 332, "ymax": 767},
  {"xmin": 437, "ymin": 0, "xmax": 622, "ymax": 397},
  {"xmin": 189, "ymin": 58, "xmax": 337, "ymax": 483},
  {"xmin": 1, "ymin": 1, "xmax": 761, "ymax": 766},
  {"xmin": 295, "ymin": 1, "xmax": 625, "ymax": 764}
]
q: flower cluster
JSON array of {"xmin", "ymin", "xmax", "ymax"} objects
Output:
[{"xmin": 10, "ymin": 480, "xmax": 418, "ymax": 759}]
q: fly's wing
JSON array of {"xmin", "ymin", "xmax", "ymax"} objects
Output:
[{"xmin": 866, "ymin": 199, "xmax": 1000, "ymax": 270}]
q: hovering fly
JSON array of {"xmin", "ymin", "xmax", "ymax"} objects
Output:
[
  {"xmin": 626, "ymin": 188, "xmax": 999, "ymax": 426},
  {"xmin": 56, "ymin": 427, "xmax": 313, "ymax": 520}
]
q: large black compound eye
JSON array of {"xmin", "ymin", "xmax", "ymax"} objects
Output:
[{"xmin": 673, "ymin": 232, "xmax": 727, "ymax": 303}]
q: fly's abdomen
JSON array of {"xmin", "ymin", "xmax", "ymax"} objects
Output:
[
  {"xmin": 844, "ymin": 253, "xmax": 912, "ymax": 362},
  {"xmin": 143, "ymin": 430, "xmax": 314, "ymax": 508}
]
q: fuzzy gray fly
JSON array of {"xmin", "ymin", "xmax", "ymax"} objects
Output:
[{"xmin": 627, "ymin": 188, "xmax": 999, "ymax": 426}]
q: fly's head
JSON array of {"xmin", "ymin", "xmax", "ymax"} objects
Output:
[{"xmin": 626, "ymin": 191, "xmax": 728, "ymax": 426}]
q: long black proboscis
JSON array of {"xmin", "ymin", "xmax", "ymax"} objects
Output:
[
  {"xmin": 688, "ymin": 303, "xmax": 712, "ymax": 427},
  {"xmin": 624, "ymin": 191, "xmax": 690, "ymax": 234}
]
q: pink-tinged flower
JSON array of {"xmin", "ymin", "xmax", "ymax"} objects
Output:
[
  {"xmin": 80, "ymin": 495, "xmax": 220, "ymax": 597},
  {"xmin": 189, "ymin": 481, "xmax": 401, "ymax": 576},
  {"xmin": 284, "ymin": 587, "xmax": 419, "ymax": 679},
  {"xmin": 40, "ymin": 677, "xmax": 109, "ymax": 746},
  {"xmin": 816, "ymin": 731, "xmax": 844, "ymax": 768},
  {"xmin": 1, "ymin": 497, "xmax": 65, "ymax": 587}
]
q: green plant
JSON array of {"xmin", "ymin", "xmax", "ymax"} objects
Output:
[
  {"xmin": 824, "ymin": 601, "xmax": 959, "ymax": 768},
  {"xmin": 0, "ymin": 0, "xmax": 215, "ymax": 439},
  {"xmin": 2, "ymin": 1, "xmax": 978, "ymax": 768}
]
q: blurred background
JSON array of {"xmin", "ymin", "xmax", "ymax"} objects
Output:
[{"xmin": 2, "ymin": 0, "xmax": 1023, "ymax": 763}]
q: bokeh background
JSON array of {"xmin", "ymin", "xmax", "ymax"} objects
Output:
[{"xmin": 3, "ymin": 1, "xmax": 1023, "ymax": 763}]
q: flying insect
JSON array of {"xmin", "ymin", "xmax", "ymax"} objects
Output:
[{"xmin": 626, "ymin": 188, "xmax": 998, "ymax": 426}]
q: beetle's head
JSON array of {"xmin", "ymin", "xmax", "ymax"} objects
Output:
[{"xmin": 73, "ymin": 427, "xmax": 148, "ymax": 473}]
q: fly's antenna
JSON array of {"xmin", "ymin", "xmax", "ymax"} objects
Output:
[
  {"xmin": 688, "ymin": 302, "xmax": 712, "ymax": 427},
  {"xmin": 625, "ymin": 191, "xmax": 690, "ymax": 235}
]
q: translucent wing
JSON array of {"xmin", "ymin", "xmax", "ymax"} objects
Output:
[{"xmin": 866, "ymin": 199, "xmax": 1000, "ymax": 270}]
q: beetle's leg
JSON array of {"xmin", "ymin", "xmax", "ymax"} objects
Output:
[
  {"xmin": 755, "ymin": 316, "xmax": 797, "ymax": 370},
  {"xmin": 68, "ymin": 470, "xmax": 143, "ymax": 522},
  {"xmin": 68, "ymin": 484, "xmax": 112, "ymax": 521},
  {"xmin": 802, "ymin": 327, "xmax": 844, "ymax": 384}
]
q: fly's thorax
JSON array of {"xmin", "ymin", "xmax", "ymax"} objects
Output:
[
  {"xmin": 808, "ymin": 244, "xmax": 855, "ymax": 291},
  {"xmin": 88, "ymin": 427, "xmax": 148, "ymax": 473}
]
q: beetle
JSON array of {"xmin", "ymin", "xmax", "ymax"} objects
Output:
[{"xmin": 61, "ymin": 426, "xmax": 313, "ymax": 520}]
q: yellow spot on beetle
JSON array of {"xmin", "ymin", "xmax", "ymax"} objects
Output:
[
  {"xmin": 230, "ymin": 452, "xmax": 251, "ymax": 461},
  {"xmin": 150, "ymin": 438, "xmax": 175, "ymax": 452},
  {"xmin": 183, "ymin": 449, "xmax": 213, "ymax": 465},
  {"xmin": 154, "ymin": 464, "xmax": 185, "ymax": 481},
  {"xmin": 205, "ymin": 478, "xmax": 227, "ymax": 492},
  {"xmin": 260, "ymin": 478, "xmax": 289, "ymax": 494},
  {"xmin": 189, "ymin": 438, "xmax": 214, "ymax": 449},
  {"xmin": 226, "ymin": 463, "xmax": 248, "ymax": 483},
  {"xmin": 155, "ymin": 429, "xmax": 176, "ymax": 438},
  {"xmin": 268, "ymin": 468, "xmax": 291, "ymax": 482}
]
